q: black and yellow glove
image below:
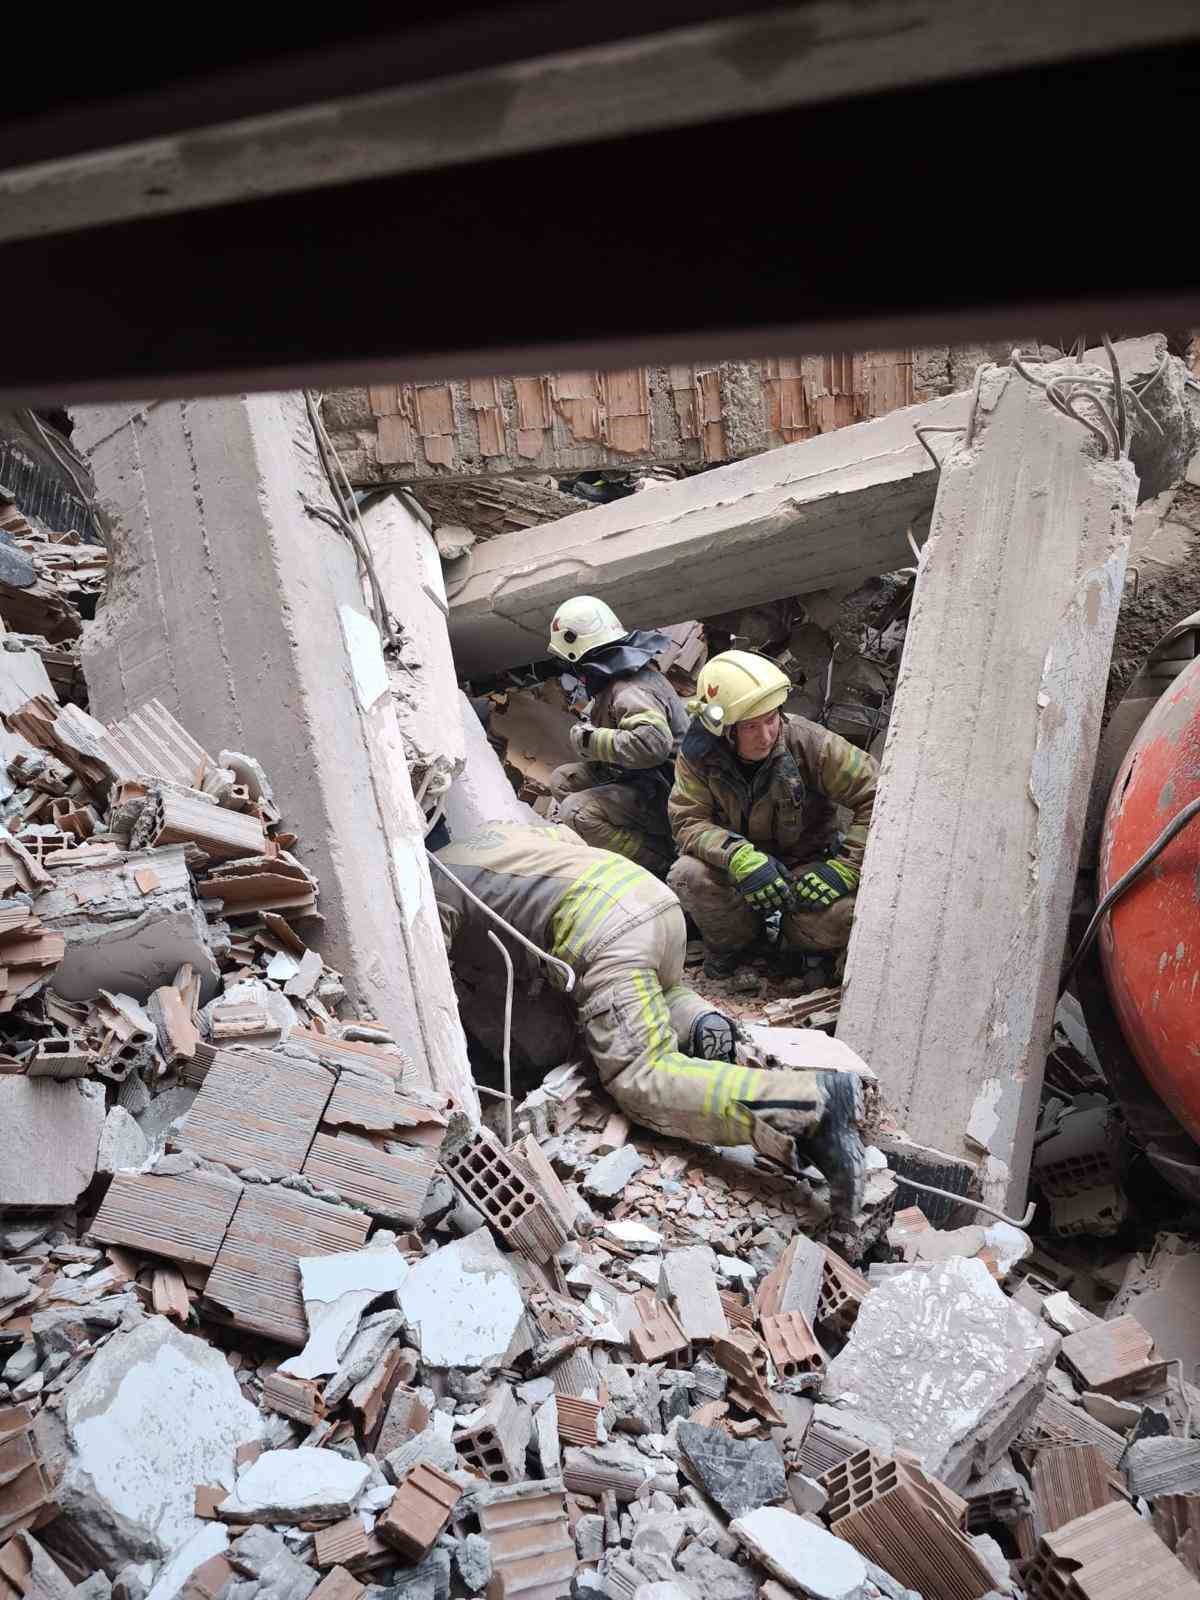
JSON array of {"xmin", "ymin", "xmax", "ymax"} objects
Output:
[
  {"xmin": 728, "ymin": 844, "xmax": 798, "ymax": 913},
  {"xmin": 794, "ymin": 858, "xmax": 859, "ymax": 908}
]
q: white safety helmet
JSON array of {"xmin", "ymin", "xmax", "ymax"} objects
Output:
[
  {"xmin": 548, "ymin": 595, "xmax": 627, "ymax": 663},
  {"xmin": 687, "ymin": 649, "xmax": 790, "ymax": 734}
]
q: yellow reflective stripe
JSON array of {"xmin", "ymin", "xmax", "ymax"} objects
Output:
[
  {"xmin": 559, "ymin": 860, "xmax": 644, "ymax": 959},
  {"xmin": 549, "ymin": 859, "xmax": 614, "ymax": 957},
  {"xmin": 619, "ymin": 710, "xmax": 671, "ymax": 731},
  {"xmin": 624, "ymin": 966, "xmax": 748, "ymax": 1132},
  {"xmin": 590, "ymin": 728, "xmax": 616, "ymax": 759}
]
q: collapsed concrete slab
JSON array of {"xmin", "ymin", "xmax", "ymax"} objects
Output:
[
  {"xmin": 72, "ymin": 394, "xmax": 473, "ymax": 1108},
  {"xmin": 826, "ymin": 1259, "xmax": 1056, "ymax": 1491},
  {"xmin": 59, "ymin": 1315, "xmax": 264, "ymax": 1572},
  {"xmin": 837, "ymin": 344, "xmax": 1189, "ymax": 1208},
  {"xmin": 35, "ymin": 846, "xmax": 220, "ymax": 1004},
  {"xmin": 218, "ymin": 1448, "xmax": 370, "ymax": 1525},
  {"xmin": 0, "ymin": 1078, "xmax": 104, "ymax": 1206},
  {"xmin": 448, "ymin": 391, "xmax": 970, "ymax": 676}
]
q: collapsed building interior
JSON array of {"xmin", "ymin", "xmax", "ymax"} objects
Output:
[{"xmin": 3, "ymin": 14, "xmax": 1200, "ymax": 1600}]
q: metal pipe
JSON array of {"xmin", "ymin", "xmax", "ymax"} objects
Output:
[
  {"xmin": 487, "ymin": 930, "xmax": 515, "ymax": 1148},
  {"xmin": 893, "ymin": 1173, "xmax": 1037, "ymax": 1229}
]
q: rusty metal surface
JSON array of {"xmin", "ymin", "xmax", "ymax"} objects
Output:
[{"xmin": 1100, "ymin": 652, "xmax": 1200, "ymax": 1142}]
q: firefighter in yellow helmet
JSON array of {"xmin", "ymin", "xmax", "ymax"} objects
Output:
[
  {"xmin": 667, "ymin": 650, "xmax": 879, "ymax": 977},
  {"xmin": 433, "ymin": 820, "xmax": 868, "ymax": 1221},
  {"xmin": 546, "ymin": 596, "xmax": 688, "ymax": 877}
]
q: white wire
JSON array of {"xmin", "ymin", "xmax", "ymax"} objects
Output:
[{"xmin": 426, "ymin": 850, "xmax": 577, "ymax": 993}]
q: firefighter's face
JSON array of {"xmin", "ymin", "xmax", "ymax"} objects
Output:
[{"xmin": 735, "ymin": 709, "xmax": 780, "ymax": 761}]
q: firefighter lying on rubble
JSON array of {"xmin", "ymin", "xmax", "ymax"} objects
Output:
[
  {"xmin": 667, "ymin": 650, "xmax": 879, "ymax": 978},
  {"xmin": 432, "ymin": 819, "xmax": 866, "ymax": 1219},
  {"xmin": 546, "ymin": 595, "xmax": 689, "ymax": 877}
]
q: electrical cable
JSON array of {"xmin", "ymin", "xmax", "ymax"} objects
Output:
[{"xmin": 1059, "ymin": 795, "xmax": 1200, "ymax": 995}]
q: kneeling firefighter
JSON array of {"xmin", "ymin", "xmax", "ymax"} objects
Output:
[
  {"xmin": 667, "ymin": 650, "xmax": 879, "ymax": 976},
  {"xmin": 432, "ymin": 820, "xmax": 866, "ymax": 1219},
  {"xmin": 546, "ymin": 596, "xmax": 689, "ymax": 877}
]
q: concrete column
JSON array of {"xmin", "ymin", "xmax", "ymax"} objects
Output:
[
  {"xmin": 73, "ymin": 393, "xmax": 475, "ymax": 1110},
  {"xmin": 836, "ymin": 360, "xmax": 1141, "ymax": 1210}
]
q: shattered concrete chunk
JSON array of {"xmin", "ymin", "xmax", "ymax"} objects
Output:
[
  {"xmin": 226, "ymin": 1525, "xmax": 320, "ymax": 1600},
  {"xmin": 281, "ymin": 1247, "xmax": 408, "ymax": 1382},
  {"xmin": 0, "ymin": 1079, "xmax": 105, "ymax": 1206},
  {"xmin": 583, "ymin": 1148, "xmax": 645, "ymax": 1203},
  {"xmin": 218, "ymin": 1448, "xmax": 370, "ymax": 1524},
  {"xmin": 826, "ymin": 1259, "xmax": 1056, "ymax": 1490},
  {"xmin": 676, "ymin": 1423, "xmax": 786, "ymax": 1520},
  {"xmin": 731, "ymin": 1507, "xmax": 867, "ymax": 1600},
  {"xmin": 37, "ymin": 846, "xmax": 220, "ymax": 1003},
  {"xmin": 144, "ymin": 1525, "xmax": 230, "ymax": 1600},
  {"xmin": 397, "ymin": 1232, "xmax": 523, "ymax": 1369},
  {"xmin": 97, "ymin": 1107, "xmax": 151, "ymax": 1177},
  {"xmin": 59, "ymin": 1315, "xmax": 264, "ymax": 1570},
  {"xmin": 451, "ymin": 1532, "xmax": 491, "ymax": 1594},
  {"xmin": 675, "ymin": 1545, "xmax": 758, "ymax": 1600},
  {"xmin": 659, "ymin": 1248, "xmax": 728, "ymax": 1343}
]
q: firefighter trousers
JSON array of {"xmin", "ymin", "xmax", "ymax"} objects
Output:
[
  {"xmin": 574, "ymin": 899, "xmax": 834, "ymax": 1149},
  {"xmin": 550, "ymin": 763, "xmax": 675, "ymax": 876}
]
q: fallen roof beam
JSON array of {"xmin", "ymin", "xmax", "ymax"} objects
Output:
[{"xmin": 449, "ymin": 390, "xmax": 969, "ymax": 676}]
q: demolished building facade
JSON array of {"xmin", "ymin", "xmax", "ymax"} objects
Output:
[{"xmin": 0, "ymin": 327, "xmax": 1199, "ymax": 1600}]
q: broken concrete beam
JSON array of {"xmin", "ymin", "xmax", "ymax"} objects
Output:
[
  {"xmin": 837, "ymin": 351, "xmax": 1152, "ymax": 1210},
  {"xmin": 74, "ymin": 394, "xmax": 473, "ymax": 1106},
  {"xmin": 217, "ymin": 1448, "xmax": 370, "ymax": 1525},
  {"xmin": 826, "ymin": 1259, "xmax": 1057, "ymax": 1491},
  {"xmin": 58, "ymin": 1315, "xmax": 263, "ymax": 1572},
  {"xmin": 449, "ymin": 391, "xmax": 971, "ymax": 676},
  {"xmin": 358, "ymin": 493, "xmax": 465, "ymax": 788},
  {"xmin": 0, "ymin": 1078, "xmax": 104, "ymax": 1206},
  {"xmin": 377, "ymin": 1464, "xmax": 462, "ymax": 1561},
  {"xmin": 35, "ymin": 846, "xmax": 219, "ymax": 1003}
]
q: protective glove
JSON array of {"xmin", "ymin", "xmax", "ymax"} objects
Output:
[
  {"xmin": 728, "ymin": 843, "xmax": 797, "ymax": 913},
  {"xmin": 569, "ymin": 721, "xmax": 594, "ymax": 757},
  {"xmin": 794, "ymin": 857, "xmax": 859, "ymax": 909}
]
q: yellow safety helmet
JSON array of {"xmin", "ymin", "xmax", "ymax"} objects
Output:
[
  {"xmin": 688, "ymin": 649, "xmax": 790, "ymax": 733},
  {"xmin": 547, "ymin": 595, "xmax": 627, "ymax": 663}
]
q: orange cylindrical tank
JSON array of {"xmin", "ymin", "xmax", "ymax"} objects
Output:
[{"xmin": 1100, "ymin": 652, "xmax": 1200, "ymax": 1140}]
